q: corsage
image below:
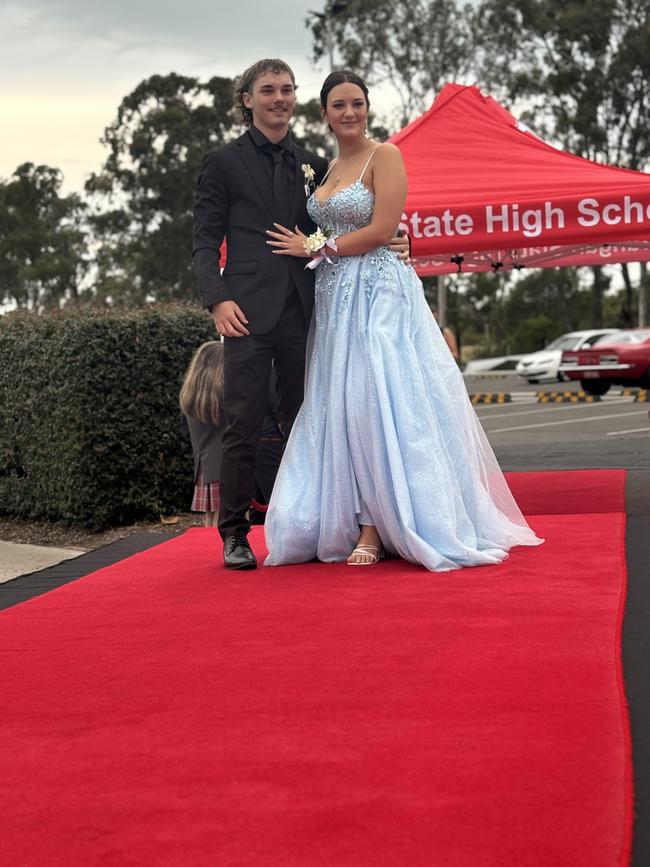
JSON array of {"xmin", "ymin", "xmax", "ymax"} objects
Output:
[{"xmin": 303, "ymin": 228, "xmax": 339, "ymax": 270}]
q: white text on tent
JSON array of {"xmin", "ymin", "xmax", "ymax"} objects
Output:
[
  {"xmin": 399, "ymin": 210, "xmax": 474, "ymax": 239},
  {"xmin": 485, "ymin": 202, "xmax": 565, "ymax": 238}
]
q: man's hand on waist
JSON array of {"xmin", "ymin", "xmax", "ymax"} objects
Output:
[{"xmin": 388, "ymin": 228, "xmax": 411, "ymax": 263}]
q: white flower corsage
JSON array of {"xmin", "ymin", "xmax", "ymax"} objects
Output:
[
  {"xmin": 302, "ymin": 163, "xmax": 316, "ymax": 196},
  {"xmin": 303, "ymin": 228, "xmax": 339, "ymax": 270}
]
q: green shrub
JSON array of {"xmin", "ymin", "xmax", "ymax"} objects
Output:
[{"xmin": 0, "ymin": 304, "xmax": 215, "ymax": 528}]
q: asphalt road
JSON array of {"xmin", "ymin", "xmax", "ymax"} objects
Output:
[{"xmin": 465, "ymin": 373, "xmax": 650, "ymax": 474}]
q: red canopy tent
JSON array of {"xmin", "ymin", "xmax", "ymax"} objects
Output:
[{"xmin": 389, "ymin": 84, "xmax": 650, "ymax": 277}]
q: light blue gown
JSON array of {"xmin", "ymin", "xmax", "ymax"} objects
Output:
[{"xmin": 265, "ymin": 161, "xmax": 543, "ymax": 571}]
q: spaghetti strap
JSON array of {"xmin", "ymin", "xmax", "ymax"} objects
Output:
[
  {"xmin": 319, "ymin": 160, "xmax": 338, "ymax": 186},
  {"xmin": 358, "ymin": 147, "xmax": 380, "ymax": 181}
]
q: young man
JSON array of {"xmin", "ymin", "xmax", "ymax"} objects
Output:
[{"xmin": 192, "ymin": 59, "xmax": 407, "ymax": 569}]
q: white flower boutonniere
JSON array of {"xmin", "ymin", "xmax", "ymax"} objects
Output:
[{"xmin": 302, "ymin": 163, "xmax": 316, "ymax": 196}]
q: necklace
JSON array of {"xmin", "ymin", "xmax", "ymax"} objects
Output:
[{"xmin": 333, "ymin": 146, "xmax": 373, "ymax": 184}]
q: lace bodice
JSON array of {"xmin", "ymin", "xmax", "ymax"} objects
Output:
[{"xmin": 307, "ymin": 179, "xmax": 375, "ymax": 235}]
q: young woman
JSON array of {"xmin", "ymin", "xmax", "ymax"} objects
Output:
[{"xmin": 264, "ymin": 71, "xmax": 542, "ymax": 570}]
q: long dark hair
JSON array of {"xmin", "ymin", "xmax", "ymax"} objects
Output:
[{"xmin": 319, "ymin": 70, "xmax": 370, "ymax": 110}]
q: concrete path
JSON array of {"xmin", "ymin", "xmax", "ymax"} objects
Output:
[{"xmin": 0, "ymin": 541, "xmax": 87, "ymax": 584}]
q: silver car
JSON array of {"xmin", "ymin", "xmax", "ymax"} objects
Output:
[{"xmin": 515, "ymin": 329, "xmax": 620, "ymax": 383}]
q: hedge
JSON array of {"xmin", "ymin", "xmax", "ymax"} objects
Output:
[{"xmin": 0, "ymin": 304, "xmax": 215, "ymax": 528}]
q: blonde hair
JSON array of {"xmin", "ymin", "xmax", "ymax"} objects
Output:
[{"xmin": 179, "ymin": 341, "xmax": 224, "ymax": 425}]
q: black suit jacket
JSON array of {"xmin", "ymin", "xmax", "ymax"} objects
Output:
[{"xmin": 192, "ymin": 131, "xmax": 329, "ymax": 334}]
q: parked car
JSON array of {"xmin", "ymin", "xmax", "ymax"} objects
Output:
[
  {"xmin": 463, "ymin": 354, "xmax": 523, "ymax": 374},
  {"xmin": 515, "ymin": 329, "xmax": 620, "ymax": 383},
  {"xmin": 559, "ymin": 329, "xmax": 650, "ymax": 395}
]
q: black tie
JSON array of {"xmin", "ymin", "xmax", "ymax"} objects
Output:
[{"xmin": 271, "ymin": 146, "xmax": 291, "ymax": 221}]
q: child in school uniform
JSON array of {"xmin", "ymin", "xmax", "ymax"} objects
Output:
[
  {"xmin": 180, "ymin": 341, "xmax": 225, "ymax": 527},
  {"xmin": 180, "ymin": 340, "xmax": 284, "ymax": 527}
]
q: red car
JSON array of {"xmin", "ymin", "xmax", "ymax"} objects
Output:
[{"xmin": 559, "ymin": 328, "xmax": 650, "ymax": 395}]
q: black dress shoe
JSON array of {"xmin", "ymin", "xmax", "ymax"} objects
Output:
[{"xmin": 223, "ymin": 534, "xmax": 257, "ymax": 570}]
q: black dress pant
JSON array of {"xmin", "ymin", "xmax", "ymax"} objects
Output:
[
  {"xmin": 218, "ymin": 292, "xmax": 308, "ymax": 538},
  {"xmin": 250, "ymin": 437, "xmax": 284, "ymax": 524}
]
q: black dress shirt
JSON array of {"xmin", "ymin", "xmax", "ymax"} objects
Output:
[{"xmin": 247, "ymin": 126, "xmax": 296, "ymax": 207}]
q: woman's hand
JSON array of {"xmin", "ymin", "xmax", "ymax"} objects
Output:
[{"xmin": 266, "ymin": 224, "xmax": 310, "ymax": 258}]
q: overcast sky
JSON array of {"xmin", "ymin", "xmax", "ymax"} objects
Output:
[{"xmin": 1, "ymin": 0, "xmax": 377, "ymax": 193}]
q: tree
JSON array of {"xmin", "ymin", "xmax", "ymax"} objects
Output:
[
  {"xmin": 309, "ymin": 0, "xmax": 480, "ymax": 127},
  {"xmin": 85, "ymin": 73, "xmax": 240, "ymax": 306},
  {"xmin": 476, "ymin": 0, "xmax": 650, "ymax": 170},
  {"xmin": 498, "ymin": 268, "xmax": 593, "ymax": 351},
  {"xmin": 0, "ymin": 163, "xmax": 88, "ymax": 312},
  {"xmin": 432, "ymin": 266, "xmax": 595, "ymax": 357},
  {"xmin": 475, "ymin": 0, "xmax": 650, "ymax": 326}
]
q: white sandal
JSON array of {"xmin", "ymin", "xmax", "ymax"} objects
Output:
[{"xmin": 347, "ymin": 544, "xmax": 384, "ymax": 566}]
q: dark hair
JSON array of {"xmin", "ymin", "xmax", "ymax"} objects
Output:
[
  {"xmin": 320, "ymin": 70, "xmax": 370, "ymax": 110},
  {"xmin": 235, "ymin": 59, "xmax": 297, "ymax": 127}
]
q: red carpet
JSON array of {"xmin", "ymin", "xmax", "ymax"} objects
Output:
[
  {"xmin": 0, "ymin": 471, "xmax": 631, "ymax": 866},
  {"xmin": 504, "ymin": 468, "xmax": 626, "ymax": 515}
]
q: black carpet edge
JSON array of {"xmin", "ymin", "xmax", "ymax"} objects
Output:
[
  {"xmin": 624, "ymin": 513, "xmax": 649, "ymax": 867},
  {"xmin": 0, "ymin": 532, "xmax": 175, "ymax": 611}
]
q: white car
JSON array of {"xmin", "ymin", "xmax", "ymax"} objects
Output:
[
  {"xmin": 515, "ymin": 329, "xmax": 620, "ymax": 383},
  {"xmin": 463, "ymin": 354, "xmax": 523, "ymax": 374}
]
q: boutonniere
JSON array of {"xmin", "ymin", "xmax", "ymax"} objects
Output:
[{"xmin": 302, "ymin": 163, "xmax": 316, "ymax": 196}]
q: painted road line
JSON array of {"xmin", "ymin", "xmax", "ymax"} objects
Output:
[
  {"xmin": 484, "ymin": 411, "xmax": 648, "ymax": 435},
  {"xmin": 476, "ymin": 399, "xmax": 633, "ymax": 422},
  {"xmin": 606, "ymin": 427, "xmax": 650, "ymax": 436}
]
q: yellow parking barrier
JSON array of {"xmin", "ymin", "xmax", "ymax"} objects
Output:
[
  {"xmin": 633, "ymin": 389, "xmax": 649, "ymax": 402},
  {"xmin": 536, "ymin": 391, "xmax": 602, "ymax": 403},
  {"xmin": 469, "ymin": 393, "xmax": 512, "ymax": 404}
]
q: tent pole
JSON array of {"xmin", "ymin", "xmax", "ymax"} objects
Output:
[
  {"xmin": 640, "ymin": 263, "xmax": 647, "ymax": 328},
  {"xmin": 437, "ymin": 274, "xmax": 447, "ymax": 329}
]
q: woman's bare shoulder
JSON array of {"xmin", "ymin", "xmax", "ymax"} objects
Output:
[
  {"xmin": 372, "ymin": 141, "xmax": 402, "ymax": 160},
  {"xmin": 370, "ymin": 142, "xmax": 405, "ymax": 176}
]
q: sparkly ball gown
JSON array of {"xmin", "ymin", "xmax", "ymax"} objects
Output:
[{"xmin": 264, "ymin": 158, "xmax": 543, "ymax": 571}]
